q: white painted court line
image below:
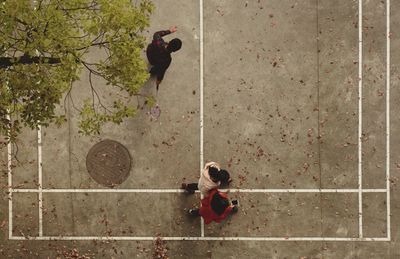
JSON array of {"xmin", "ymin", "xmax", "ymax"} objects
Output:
[
  {"xmin": 11, "ymin": 188, "xmax": 387, "ymax": 193},
  {"xmin": 6, "ymin": 113, "xmax": 13, "ymax": 239},
  {"xmin": 199, "ymin": 0, "xmax": 205, "ymax": 238},
  {"xmin": 8, "ymin": 236, "xmax": 390, "ymax": 242},
  {"xmin": 15, "ymin": 189, "xmax": 187, "ymax": 193},
  {"xmin": 9, "ymin": 1, "xmax": 392, "ymax": 243},
  {"xmin": 37, "ymin": 125, "xmax": 43, "ymax": 237},
  {"xmin": 386, "ymin": 0, "xmax": 391, "ymax": 241},
  {"xmin": 357, "ymin": 0, "xmax": 363, "ymax": 239}
]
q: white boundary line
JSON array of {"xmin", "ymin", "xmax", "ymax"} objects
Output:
[
  {"xmin": 199, "ymin": 0, "xmax": 205, "ymax": 238},
  {"xmin": 357, "ymin": 0, "xmax": 363, "ymax": 239},
  {"xmin": 6, "ymin": 113, "xmax": 13, "ymax": 239},
  {"xmin": 11, "ymin": 188, "xmax": 387, "ymax": 193},
  {"xmin": 8, "ymin": 236, "xmax": 390, "ymax": 242},
  {"xmin": 386, "ymin": 0, "xmax": 391, "ymax": 241},
  {"xmin": 37, "ymin": 125, "xmax": 43, "ymax": 237},
  {"xmin": 7, "ymin": 1, "xmax": 391, "ymax": 242}
]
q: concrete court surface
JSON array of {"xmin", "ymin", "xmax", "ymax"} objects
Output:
[{"xmin": 1, "ymin": 0, "xmax": 400, "ymax": 258}]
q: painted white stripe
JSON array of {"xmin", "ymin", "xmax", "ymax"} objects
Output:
[
  {"xmin": 37, "ymin": 126, "xmax": 43, "ymax": 236},
  {"xmin": 223, "ymin": 188, "xmax": 386, "ymax": 193},
  {"xmin": 386, "ymin": 0, "xmax": 391, "ymax": 241},
  {"xmin": 6, "ymin": 113, "xmax": 12, "ymax": 239},
  {"xmin": 8, "ymin": 1, "xmax": 391, "ymax": 244},
  {"xmin": 14, "ymin": 189, "xmax": 187, "ymax": 193},
  {"xmin": 199, "ymin": 0, "xmax": 205, "ymax": 238},
  {"xmin": 358, "ymin": 0, "xmax": 363, "ymax": 238},
  {"xmin": 8, "ymin": 236, "xmax": 390, "ymax": 242},
  {"xmin": 11, "ymin": 188, "xmax": 387, "ymax": 193}
]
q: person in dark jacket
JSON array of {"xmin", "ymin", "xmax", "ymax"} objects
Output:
[
  {"xmin": 146, "ymin": 26, "xmax": 182, "ymax": 90},
  {"xmin": 188, "ymin": 189, "xmax": 238, "ymax": 224}
]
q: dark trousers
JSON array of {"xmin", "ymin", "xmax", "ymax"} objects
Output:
[
  {"xmin": 149, "ymin": 66, "xmax": 157, "ymax": 75},
  {"xmin": 186, "ymin": 183, "xmax": 198, "ymax": 191}
]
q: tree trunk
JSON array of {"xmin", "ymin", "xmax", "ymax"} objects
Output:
[{"xmin": 0, "ymin": 55, "xmax": 61, "ymax": 68}]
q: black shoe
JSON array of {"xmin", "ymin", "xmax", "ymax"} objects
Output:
[
  {"xmin": 181, "ymin": 183, "xmax": 195, "ymax": 194},
  {"xmin": 188, "ymin": 209, "xmax": 200, "ymax": 216}
]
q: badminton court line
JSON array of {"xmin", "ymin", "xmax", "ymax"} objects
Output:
[
  {"xmin": 358, "ymin": 0, "xmax": 363, "ymax": 239},
  {"xmin": 8, "ymin": 1, "xmax": 391, "ymax": 242},
  {"xmin": 8, "ymin": 236, "xmax": 390, "ymax": 242},
  {"xmin": 6, "ymin": 113, "xmax": 12, "ymax": 239},
  {"xmin": 386, "ymin": 0, "xmax": 391, "ymax": 241},
  {"xmin": 199, "ymin": 0, "xmax": 205, "ymax": 238},
  {"xmin": 12, "ymin": 188, "xmax": 387, "ymax": 193},
  {"xmin": 38, "ymin": 125, "xmax": 43, "ymax": 237}
]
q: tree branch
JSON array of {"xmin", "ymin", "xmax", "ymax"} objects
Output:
[
  {"xmin": 74, "ymin": 41, "xmax": 109, "ymax": 51},
  {"xmin": 0, "ymin": 55, "xmax": 61, "ymax": 68},
  {"xmin": 67, "ymin": 88, "xmax": 82, "ymax": 113},
  {"xmin": 12, "ymin": 141, "xmax": 20, "ymax": 164},
  {"xmin": 88, "ymin": 70, "xmax": 112, "ymax": 113},
  {"xmin": 63, "ymin": 83, "xmax": 72, "ymax": 116},
  {"xmin": 59, "ymin": 3, "xmax": 98, "ymax": 12},
  {"xmin": 81, "ymin": 61, "xmax": 102, "ymax": 77}
]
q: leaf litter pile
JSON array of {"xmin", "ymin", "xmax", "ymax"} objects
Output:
[{"xmin": 153, "ymin": 236, "xmax": 169, "ymax": 259}]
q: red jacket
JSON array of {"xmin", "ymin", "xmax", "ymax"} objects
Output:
[{"xmin": 199, "ymin": 189, "xmax": 233, "ymax": 224}]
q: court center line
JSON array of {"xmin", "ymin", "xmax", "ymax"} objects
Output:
[
  {"xmin": 8, "ymin": 236, "xmax": 390, "ymax": 242},
  {"xmin": 7, "ymin": 113, "xmax": 13, "ymax": 239},
  {"xmin": 11, "ymin": 188, "xmax": 387, "ymax": 193},
  {"xmin": 386, "ymin": 0, "xmax": 391, "ymax": 241},
  {"xmin": 199, "ymin": 0, "xmax": 205, "ymax": 238},
  {"xmin": 38, "ymin": 126, "xmax": 43, "ymax": 237},
  {"xmin": 358, "ymin": 0, "xmax": 363, "ymax": 238}
]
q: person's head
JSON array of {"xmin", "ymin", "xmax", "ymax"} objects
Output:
[
  {"xmin": 218, "ymin": 169, "xmax": 231, "ymax": 184},
  {"xmin": 167, "ymin": 38, "xmax": 182, "ymax": 52},
  {"xmin": 209, "ymin": 167, "xmax": 219, "ymax": 182},
  {"xmin": 209, "ymin": 167, "xmax": 231, "ymax": 184},
  {"xmin": 210, "ymin": 192, "xmax": 230, "ymax": 215}
]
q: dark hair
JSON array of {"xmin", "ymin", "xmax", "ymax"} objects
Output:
[
  {"xmin": 209, "ymin": 167, "xmax": 219, "ymax": 181},
  {"xmin": 210, "ymin": 192, "xmax": 229, "ymax": 215},
  {"xmin": 167, "ymin": 38, "xmax": 182, "ymax": 52},
  {"xmin": 218, "ymin": 169, "xmax": 230, "ymax": 184}
]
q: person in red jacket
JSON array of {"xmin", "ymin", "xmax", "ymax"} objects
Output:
[{"xmin": 188, "ymin": 189, "xmax": 238, "ymax": 224}]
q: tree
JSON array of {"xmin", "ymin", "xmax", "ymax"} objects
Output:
[{"xmin": 0, "ymin": 0, "xmax": 154, "ymax": 140}]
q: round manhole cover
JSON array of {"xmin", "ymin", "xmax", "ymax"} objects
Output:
[{"xmin": 86, "ymin": 139, "xmax": 131, "ymax": 187}]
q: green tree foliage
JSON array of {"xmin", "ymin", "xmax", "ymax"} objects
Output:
[{"xmin": 0, "ymin": 0, "xmax": 154, "ymax": 140}]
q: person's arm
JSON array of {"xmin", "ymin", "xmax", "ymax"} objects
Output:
[
  {"xmin": 204, "ymin": 162, "xmax": 215, "ymax": 170},
  {"xmin": 153, "ymin": 26, "xmax": 178, "ymax": 41},
  {"xmin": 153, "ymin": 30, "xmax": 171, "ymax": 41},
  {"xmin": 214, "ymin": 162, "xmax": 221, "ymax": 170}
]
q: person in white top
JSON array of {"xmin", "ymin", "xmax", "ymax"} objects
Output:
[{"xmin": 182, "ymin": 161, "xmax": 231, "ymax": 197}]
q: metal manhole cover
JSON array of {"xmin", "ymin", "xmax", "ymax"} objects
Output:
[{"xmin": 86, "ymin": 139, "xmax": 131, "ymax": 187}]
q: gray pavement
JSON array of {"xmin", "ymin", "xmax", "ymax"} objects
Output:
[{"xmin": 1, "ymin": 0, "xmax": 400, "ymax": 258}]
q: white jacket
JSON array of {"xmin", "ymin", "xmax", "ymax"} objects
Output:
[{"xmin": 198, "ymin": 161, "xmax": 221, "ymax": 197}]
